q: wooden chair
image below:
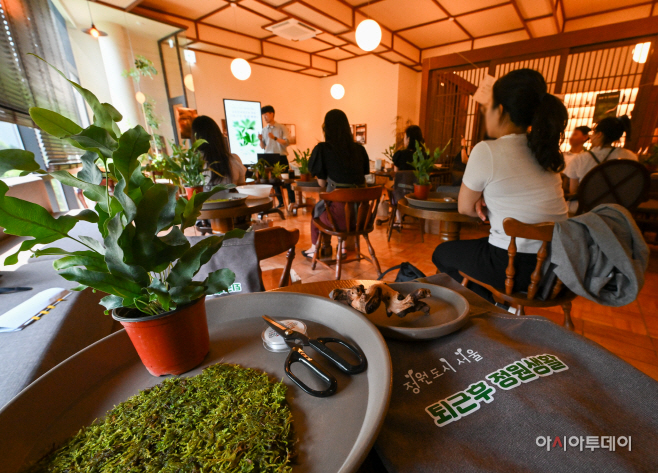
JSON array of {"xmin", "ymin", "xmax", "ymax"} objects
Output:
[
  {"xmin": 459, "ymin": 218, "xmax": 576, "ymax": 330},
  {"xmin": 311, "ymin": 186, "xmax": 383, "ymax": 280},
  {"xmin": 384, "ymin": 171, "xmax": 417, "ymax": 241},
  {"xmin": 575, "ymin": 159, "xmax": 650, "ymax": 215},
  {"xmin": 254, "ymin": 227, "xmax": 299, "ymax": 290}
]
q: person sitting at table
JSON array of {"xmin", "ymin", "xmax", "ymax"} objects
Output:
[
  {"xmin": 432, "ymin": 68, "xmax": 569, "ymax": 303},
  {"xmin": 393, "ymin": 125, "xmax": 426, "ymax": 172},
  {"xmin": 301, "ymin": 109, "xmax": 370, "ymax": 258},
  {"xmin": 563, "ymin": 125, "xmax": 591, "ymax": 167},
  {"xmin": 564, "ymin": 116, "xmax": 637, "ymax": 196},
  {"xmin": 192, "ymin": 115, "xmax": 247, "ymax": 189}
]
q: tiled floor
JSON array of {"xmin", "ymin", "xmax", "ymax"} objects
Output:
[{"xmin": 250, "ymin": 207, "xmax": 658, "ymax": 382}]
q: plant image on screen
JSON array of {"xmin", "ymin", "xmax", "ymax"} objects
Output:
[{"xmin": 234, "ymin": 119, "xmax": 258, "ymax": 147}]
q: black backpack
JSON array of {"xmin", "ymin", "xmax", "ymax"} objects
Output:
[{"xmin": 377, "ymin": 262, "xmax": 426, "ymax": 282}]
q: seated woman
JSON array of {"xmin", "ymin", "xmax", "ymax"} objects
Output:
[
  {"xmin": 564, "ymin": 115, "xmax": 637, "ymax": 195},
  {"xmin": 393, "ymin": 125, "xmax": 425, "ymax": 171},
  {"xmin": 433, "ymin": 69, "xmax": 569, "ymax": 303},
  {"xmin": 191, "ymin": 115, "xmax": 247, "ymax": 189},
  {"xmin": 301, "ymin": 109, "xmax": 370, "ymax": 258}
]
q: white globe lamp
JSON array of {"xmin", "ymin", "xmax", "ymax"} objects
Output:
[
  {"xmin": 355, "ymin": 19, "xmax": 382, "ymax": 52},
  {"xmin": 184, "ymin": 73, "xmax": 195, "ymax": 92},
  {"xmin": 231, "ymin": 58, "xmax": 251, "ymax": 80},
  {"xmin": 330, "ymin": 84, "xmax": 345, "ymax": 100},
  {"xmin": 135, "ymin": 91, "xmax": 146, "ymax": 104}
]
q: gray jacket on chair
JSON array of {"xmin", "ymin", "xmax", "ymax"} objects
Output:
[{"xmin": 550, "ymin": 204, "xmax": 649, "ymax": 306}]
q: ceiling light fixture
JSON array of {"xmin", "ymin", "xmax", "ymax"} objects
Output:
[
  {"xmin": 231, "ymin": 58, "xmax": 251, "ymax": 80},
  {"xmin": 632, "ymin": 42, "xmax": 651, "ymax": 64},
  {"xmin": 184, "ymin": 74, "xmax": 195, "ymax": 92},
  {"xmin": 331, "ymin": 84, "xmax": 345, "ymax": 100},
  {"xmin": 355, "ymin": 19, "xmax": 381, "ymax": 52},
  {"xmin": 82, "ymin": 2, "xmax": 106, "ymax": 38}
]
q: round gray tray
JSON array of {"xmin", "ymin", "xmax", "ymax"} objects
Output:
[
  {"xmin": 202, "ymin": 192, "xmax": 248, "ymax": 210},
  {"xmin": 364, "ymin": 282, "xmax": 470, "ymax": 340},
  {"xmin": 406, "ymin": 191, "xmax": 459, "ymax": 210},
  {"xmin": 0, "ymin": 293, "xmax": 391, "ymax": 473}
]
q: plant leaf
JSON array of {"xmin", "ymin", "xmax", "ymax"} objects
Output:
[
  {"xmin": 203, "ymin": 268, "xmax": 235, "ymax": 295},
  {"xmin": 131, "ymin": 184, "xmax": 178, "ymax": 267},
  {"xmin": 170, "ymin": 283, "xmax": 206, "ymax": 305},
  {"xmin": 53, "ymin": 254, "xmax": 108, "ymax": 272},
  {"xmin": 112, "ymin": 125, "xmax": 151, "ymax": 183},
  {"xmin": 147, "ymin": 278, "xmax": 172, "ymax": 312},
  {"xmin": 0, "ymin": 149, "xmax": 42, "ymax": 178},
  {"xmin": 100, "ymin": 294, "xmax": 124, "ymax": 311},
  {"xmin": 58, "ymin": 267, "xmax": 143, "ymax": 303},
  {"xmin": 50, "ymin": 170, "xmax": 107, "ymax": 204},
  {"xmin": 102, "ymin": 103, "xmax": 123, "ymax": 122},
  {"xmin": 79, "ymin": 235, "xmax": 106, "ymax": 255},
  {"xmin": 66, "ymin": 126, "xmax": 117, "ymax": 162},
  {"xmin": 29, "ymin": 107, "xmax": 82, "ymax": 138},
  {"xmin": 77, "ymin": 151, "xmax": 103, "ymax": 185},
  {"xmin": 28, "ymin": 54, "xmax": 118, "ymax": 139},
  {"xmin": 104, "ymin": 213, "xmax": 150, "ymax": 286}
]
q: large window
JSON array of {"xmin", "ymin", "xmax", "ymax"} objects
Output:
[{"xmin": 0, "ymin": 122, "xmax": 24, "ymax": 150}]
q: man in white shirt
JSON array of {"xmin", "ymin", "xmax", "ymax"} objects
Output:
[
  {"xmin": 258, "ymin": 105, "xmax": 289, "ymax": 156},
  {"xmin": 563, "ymin": 126, "xmax": 591, "ymax": 167}
]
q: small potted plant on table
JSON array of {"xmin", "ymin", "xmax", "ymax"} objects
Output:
[
  {"xmin": 410, "ymin": 141, "xmax": 450, "ymax": 200},
  {"xmin": 292, "ymin": 148, "xmax": 311, "ymax": 181},
  {"xmin": 165, "ymin": 139, "xmax": 207, "ymax": 199},
  {"xmin": 271, "ymin": 161, "xmax": 288, "ymax": 183},
  {"xmin": 0, "ymin": 56, "xmax": 243, "ymax": 377},
  {"xmin": 252, "ymin": 158, "xmax": 270, "ymax": 183}
]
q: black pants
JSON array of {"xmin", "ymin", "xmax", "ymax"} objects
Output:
[
  {"xmin": 432, "ymin": 237, "xmax": 538, "ymax": 304},
  {"xmin": 274, "ymin": 183, "xmax": 295, "ymax": 207}
]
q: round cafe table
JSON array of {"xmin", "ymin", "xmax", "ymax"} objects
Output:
[
  {"xmin": 397, "ymin": 196, "xmax": 478, "ymax": 242},
  {"xmin": 198, "ymin": 197, "xmax": 273, "ymax": 233}
]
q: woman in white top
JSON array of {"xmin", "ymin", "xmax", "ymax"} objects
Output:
[
  {"xmin": 432, "ymin": 69, "xmax": 569, "ymax": 303},
  {"xmin": 564, "ymin": 115, "xmax": 637, "ymax": 195},
  {"xmin": 191, "ymin": 116, "xmax": 247, "ymax": 190}
]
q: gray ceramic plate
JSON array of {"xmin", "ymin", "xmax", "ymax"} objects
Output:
[
  {"xmin": 364, "ymin": 282, "xmax": 470, "ymax": 340},
  {"xmin": 0, "ymin": 293, "xmax": 391, "ymax": 473},
  {"xmin": 406, "ymin": 191, "xmax": 459, "ymax": 210},
  {"xmin": 202, "ymin": 192, "xmax": 248, "ymax": 210}
]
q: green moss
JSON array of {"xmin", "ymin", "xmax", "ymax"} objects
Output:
[{"xmin": 26, "ymin": 364, "xmax": 296, "ymax": 472}]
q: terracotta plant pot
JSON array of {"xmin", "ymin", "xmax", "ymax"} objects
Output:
[
  {"xmin": 414, "ymin": 184, "xmax": 430, "ymax": 200},
  {"xmin": 112, "ymin": 297, "xmax": 209, "ymax": 376},
  {"xmin": 185, "ymin": 186, "xmax": 203, "ymax": 200},
  {"xmin": 299, "ymin": 173, "xmax": 311, "ymax": 182}
]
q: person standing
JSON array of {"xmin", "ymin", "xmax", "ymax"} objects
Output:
[{"xmin": 258, "ymin": 105, "xmax": 295, "ymax": 207}]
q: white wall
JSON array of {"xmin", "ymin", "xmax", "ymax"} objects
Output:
[{"xmin": 191, "ymin": 53, "xmax": 324, "ymax": 158}]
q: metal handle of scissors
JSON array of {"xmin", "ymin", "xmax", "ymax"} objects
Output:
[
  {"xmin": 285, "ymin": 347, "xmax": 337, "ymax": 398},
  {"xmin": 310, "ymin": 337, "xmax": 367, "ymax": 375}
]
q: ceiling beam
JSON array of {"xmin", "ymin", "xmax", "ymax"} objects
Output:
[{"xmin": 509, "ymin": 0, "xmax": 533, "ymax": 39}]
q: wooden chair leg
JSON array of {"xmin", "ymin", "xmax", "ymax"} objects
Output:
[
  {"xmin": 355, "ymin": 236, "xmax": 362, "ymax": 261},
  {"xmin": 515, "ymin": 305, "xmax": 525, "ymax": 316},
  {"xmin": 461, "ymin": 277, "xmax": 469, "ymax": 287},
  {"xmin": 279, "ymin": 247, "xmax": 295, "ymax": 287},
  {"xmin": 335, "ymin": 237, "xmax": 343, "ymax": 280},
  {"xmin": 387, "ymin": 203, "xmax": 397, "ymax": 241},
  {"xmin": 311, "ymin": 237, "xmax": 319, "ymax": 270},
  {"xmin": 363, "ymin": 234, "xmax": 382, "ymax": 278},
  {"xmin": 562, "ymin": 301, "xmax": 574, "ymax": 330}
]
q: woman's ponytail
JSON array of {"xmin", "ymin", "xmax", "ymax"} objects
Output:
[
  {"xmin": 595, "ymin": 114, "xmax": 631, "ymax": 145},
  {"xmin": 492, "ymin": 68, "xmax": 568, "ymax": 173},
  {"xmin": 528, "ymin": 93, "xmax": 569, "ymax": 173}
]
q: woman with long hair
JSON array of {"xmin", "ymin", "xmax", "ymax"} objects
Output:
[
  {"xmin": 191, "ymin": 115, "xmax": 246, "ymax": 188},
  {"xmin": 433, "ymin": 68, "xmax": 569, "ymax": 303},
  {"xmin": 301, "ymin": 109, "xmax": 370, "ymax": 258},
  {"xmin": 564, "ymin": 115, "xmax": 636, "ymax": 195},
  {"xmin": 393, "ymin": 125, "xmax": 425, "ymax": 171}
]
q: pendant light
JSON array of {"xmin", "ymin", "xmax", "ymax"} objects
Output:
[
  {"xmin": 135, "ymin": 91, "xmax": 146, "ymax": 104},
  {"xmin": 330, "ymin": 84, "xmax": 345, "ymax": 100},
  {"xmin": 82, "ymin": 2, "xmax": 107, "ymax": 38},
  {"xmin": 229, "ymin": 3, "xmax": 251, "ymax": 80},
  {"xmin": 355, "ymin": 19, "xmax": 381, "ymax": 52}
]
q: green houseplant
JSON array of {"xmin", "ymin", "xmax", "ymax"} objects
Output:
[
  {"xmin": 165, "ymin": 139, "xmax": 207, "ymax": 199},
  {"xmin": 292, "ymin": 148, "xmax": 311, "ymax": 181},
  {"xmin": 410, "ymin": 141, "xmax": 450, "ymax": 200},
  {"xmin": 271, "ymin": 161, "xmax": 288, "ymax": 181},
  {"xmin": 253, "ymin": 158, "xmax": 270, "ymax": 183},
  {"xmin": 0, "ymin": 55, "xmax": 244, "ymax": 376}
]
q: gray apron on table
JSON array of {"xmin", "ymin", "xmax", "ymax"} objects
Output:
[{"xmin": 375, "ymin": 273, "xmax": 658, "ymax": 473}]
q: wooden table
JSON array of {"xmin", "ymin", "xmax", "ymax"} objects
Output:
[
  {"xmin": 198, "ymin": 197, "xmax": 273, "ymax": 233},
  {"xmin": 398, "ymin": 197, "xmax": 478, "ymax": 242}
]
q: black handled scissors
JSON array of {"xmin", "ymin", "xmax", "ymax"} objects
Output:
[{"xmin": 262, "ymin": 315, "xmax": 367, "ymax": 397}]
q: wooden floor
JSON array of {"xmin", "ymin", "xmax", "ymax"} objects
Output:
[{"xmin": 248, "ymin": 207, "xmax": 658, "ymax": 382}]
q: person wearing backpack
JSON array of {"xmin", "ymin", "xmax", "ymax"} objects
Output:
[{"xmin": 563, "ymin": 115, "xmax": 637, "ymax": 195}]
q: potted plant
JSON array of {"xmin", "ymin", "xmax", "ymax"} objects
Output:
[
  {"xmin": 292, "ymin": 148, "xmax": 311, "ymax": 181},
  {"xmin": 271, "ymin": 161, "xmax": 288, "ymax": 183},
  {"xmin": 253, "ymin": 158, "xmax": 270, "ymax": 183},
  {"xmin": 0, "ymin": 55, "xmax": 244, "ymax": 376},
  {"xmin": 165, "ymin": 139, "xmax": 207, "ymax": 199},
  {"xmin": 410, "ymin": 141, "xmax": 450, "ymax": 200}
]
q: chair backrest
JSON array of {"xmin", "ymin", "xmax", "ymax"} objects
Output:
[
  {"xmin": 254, "ymin": 227, "xmax": 300, "ymax": 288},
  {"xmin": 502, "ymin": 218, "xmax": 564, "ymax": 301},
  {"xmin": 319, "ymin": 186, "xmax": 383, "ymax": 234},
  {"xmin": 576, "ymin": 159, "xmax": 650, "ymax": 215},
  {"xmin": 392, "ymin": 171, "xmax": 417, "ymax": 203}
]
